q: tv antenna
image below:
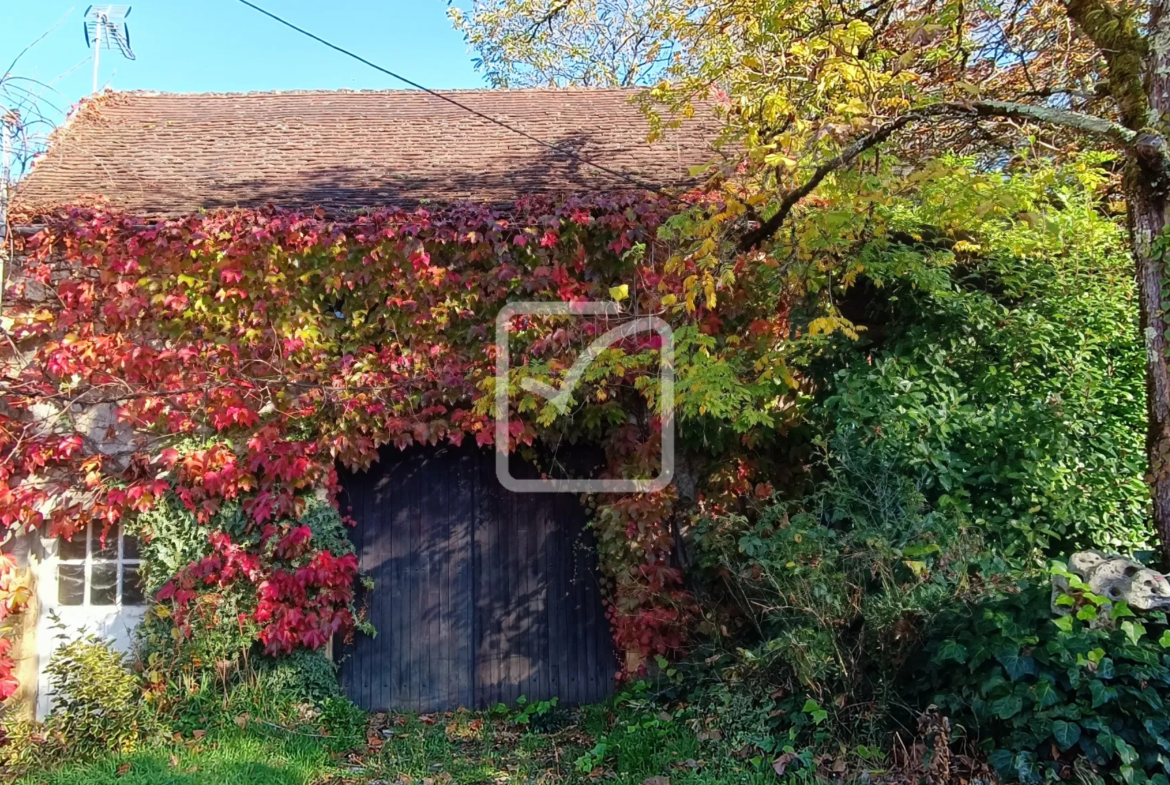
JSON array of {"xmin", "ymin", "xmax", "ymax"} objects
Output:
[{"xmin": 84, "ymin": 5, "xmax": 135, "ymax": 94}]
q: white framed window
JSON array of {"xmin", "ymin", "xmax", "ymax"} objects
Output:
[{"xmin": 56, "ymin": 522, "xmax": 144, "ymax": 607}]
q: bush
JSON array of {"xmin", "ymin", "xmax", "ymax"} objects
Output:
[
  {"xmin": 136, "ymin": 498, "xmax": 260, "ymax": 706},
  {"xmin": 819, "ymin": 168, "xmax": 1148, "ymax": 556},
  {"xmin": 254, "ymin": 649, "xmax": 341, "ymax": 706},
  {"xmin": 317, "ymin": 695, "xmax": 367, "ymax": 752},
  {"xmin": 153, "ymin": 650, "xmax": 341, "ymax": 735},
  {"xmin": 689, "ymin": 434, "xmax": 986, "ymax": 749},
  {"xmin": 133, "ymin": 499, "xmax": 351, "ymax": 734},
  {"xmin": 1, "ymin": 630, "xmax": 156, "ymax": 770},
  {"xmin": 917, "ymin": 570, "xmax": 1170, "ymax": 784},
  {"xmin": 43, "ymin": 631, "xmax": 155, "ymax": 754},
  {"xmin": 135, "ymin": 496, "xmax": 354, "ymax": 711}
]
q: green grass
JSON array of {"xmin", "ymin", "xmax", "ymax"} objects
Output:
[
  {"xmin": 9, "ymin": 702, "xmax": 780, "ymax": 785},
  {"xmin": 10, "ymin": 727, "xmax": 345, "ymax": 785}
]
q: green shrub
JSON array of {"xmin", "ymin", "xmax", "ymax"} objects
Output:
[
  {"xmin": 133, "ymin": 499, "xmax": 348, "ymax": 733},
  {"xmin": 317, "ymin": 695, "xmax": 367, "ymax": 752},
  {"xmin": 135, "ymin": 496, "xmax": 350, "ymax": 713},
  {"xmin": 254, "ymin": 649, "xmax": 341, "ymax": 706},
  {"xmin": 818, "ymin": 178, "xmax": 1148, "ymax": 556},
  {"xmin": 687, "ymin": 432, "xmax": 990, "ymax": 755},
  {"xmin": 1, "ymin": 630, "xmax": 157, "ymax": 771},
  {"xmin": 43, "ymin": 632, "xmax": 155, "ymax": 755},
  {"xmin": 136, "ymin": 499, "xmax": 260, "ymax": 706},
  {"xmin": 917, "ymin": 571, "xmax": 1170, "ymax": 784},
  {"xmin": 155, "ymin": 651, "xmax": 341, "ymax": 734},
  {"xmin": 0, "ymin": 717, "xmax": 56, "ymax": 772}
]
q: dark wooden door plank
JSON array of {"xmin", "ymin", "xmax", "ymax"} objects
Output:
[{"xmin": 339, "ymin": 444, "xmax": 614, "ymax": 711}]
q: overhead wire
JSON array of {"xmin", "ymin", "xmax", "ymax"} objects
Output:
[{"xmin": 235, "ymin": 0, "xmax": 685, "ymax": 202}]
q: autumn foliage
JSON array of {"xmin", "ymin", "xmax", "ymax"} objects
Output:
[
  {"xmin": 0, "ymin": 554, "xmax": 30, "ymax": 701},
  {"xmin": 1, "ymin": 192, "xmax": 726, "ymax": 695}
]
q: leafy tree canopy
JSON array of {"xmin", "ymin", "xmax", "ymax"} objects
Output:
[
  {"xmin": 448, "ymin": 0, "xmax": 1170, "ymax": 558},
  {"xmin": 447, "ymin": 0, "xmax": 688, "ymax": 87}
]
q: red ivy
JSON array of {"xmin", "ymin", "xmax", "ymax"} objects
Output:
[
  {"xmin": 1, "ymin": 191, "xmax": 718, "ymax": 693},
  {"xmin": 0, "ymin": 554, "xmax": 29, "ymax": 701}
]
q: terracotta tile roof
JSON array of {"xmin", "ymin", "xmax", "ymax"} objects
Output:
[{"xmin": 12, "ymin": 88, "xmax": 719, "ymax": 218}]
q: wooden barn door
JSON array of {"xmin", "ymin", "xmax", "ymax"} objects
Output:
[
  {"xmin": 339, "ymin": 445, "xmax": 476, "ymax": 711},
  {"xmin": 338, "ymin": 444, "xmax": 614, "ymax": 712}
]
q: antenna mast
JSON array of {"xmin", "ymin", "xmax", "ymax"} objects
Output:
[{"xmin": 84, "ymin": 5, "xmax": 135, "ymax": 94}]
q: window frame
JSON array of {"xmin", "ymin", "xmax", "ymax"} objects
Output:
[{"xmin": 55, "ymin": 522, "xmax": 143, "ymax": 608}]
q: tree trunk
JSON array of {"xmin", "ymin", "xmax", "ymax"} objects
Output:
[
  {"xmin": 1128, "ymin": 177, "xmax": 1170, "ymax": 566},
  {"xmin": 1133, "ymin": 0, "xmax": 1170, "ymax": 565}
]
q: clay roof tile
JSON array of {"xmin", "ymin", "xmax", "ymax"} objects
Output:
[{"xmin": 12, "ymin": 88, "xmax": 720, "ymax": 218}]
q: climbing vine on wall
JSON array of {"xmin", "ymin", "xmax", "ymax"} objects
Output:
[
  {"xmin": 3, "ymin": 189, "xmax": 799, "ymax": 694},
  {"xmin": 0, "ymin": 554, "xmax": 30, "ymax": 701}
]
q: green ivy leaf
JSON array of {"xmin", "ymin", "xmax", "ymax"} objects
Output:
[
  {"xmin": 936, "ymin": 639, "xmax": 968, "ymax": 664},
  {"xmin": 801, "ymin": 699, "xmax": 828, "ymax": 724},
  {"xmin": 1116, "ymin": 737, "xmax": 1139, "ymax": 766},
  {"xmin": 902, "ymin": 542, "xmax": 941, "ymax": 558},
  {"xmin": 987, "ymin": 749, "xmax": 1015, "ymax": 775},
  {"xmin": 1097, "ymin": 658, "xmax": 1115, "ymax": 680},
  {"xmin": 1033, "ymin": 679, "xmax": 1061, "ymax": 709},
  {"xmin": 1090, "ymin": 680, "xmax": 1118, "ymax": 708},
  {"xmin": 1122, "ymin": 620, "xmax": 1147, "ymax": 646},
  {"xmin": 1161, "ymin": 630, "xmax": 1170, "ymax": 649},
  {"xmin": 1111, "ymin": 602, "xmax": 1137, "ymax": 620},
  {"xmin": 997, "ymin": 648, "xmax": 1036, "ymax": 681},
  {"xmin": 1084, "ymin": 590, "xmax": 1109, "ymax": 607},
  {"xmin": 992, "ymin": 695, "xmax": 1023, "ymax": 719},
  {"xmin": 1052, "ymin": 720, "xmax": 1081, "ymax": 751}
]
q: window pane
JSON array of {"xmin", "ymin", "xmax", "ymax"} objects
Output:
[
  {"xmin": 58, "ymin": 564, "xmax": 85, "ymax": 605},
  {"xmin": 58, "ymin": 528, "xmax": 87, "ymax": 561},
  {"xmin": 91, "ymin": 562, "xmax": 117, "ymax": 606},
  {"xmin": 123, "ymin": 532, "xmax": 140, "ymax": 560},
  {"xmin": 122, "ymin": 565, "xmax": 145, "ymax": 606},
  {"xmin": 93, "ymin": 524, "xmax": 119, "ymax": 560}
]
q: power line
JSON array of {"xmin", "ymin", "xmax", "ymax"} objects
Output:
[{"xmin": 235, "ymin": 0, "xmax": 681, "ymax": 201}]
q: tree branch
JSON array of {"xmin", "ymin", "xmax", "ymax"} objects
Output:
[
  {"xmin": 739, "ymin": 100, "xmax": 1159, "ymax": 252},
  {"xmin": 961, "ymin": 99, "xmax": 1170, "ymax": 181},
  {"xmin": 960, "ymin": 99, "xmax": 1139, "ymax": 146},
  {"xmin": 527, "ymin": 0, "xmax": 575, "ymax": 38},
  {"xmin": 738, "ymin": 106, "xmax": 949, "ymax": 251}
]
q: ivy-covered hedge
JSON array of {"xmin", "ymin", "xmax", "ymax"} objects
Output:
[{"xmin": 919, "ymin": 578, "xmax": 1170, "ymax": 784}]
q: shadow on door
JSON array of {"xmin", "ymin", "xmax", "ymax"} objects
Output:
[{"xmin": 337, "ymin": 443, "xmax": 614, "ymax": 711}]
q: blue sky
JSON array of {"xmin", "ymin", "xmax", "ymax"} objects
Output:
[{"xmin": 3, "ymin": 1, "xmax": 485, "ymax": 124}]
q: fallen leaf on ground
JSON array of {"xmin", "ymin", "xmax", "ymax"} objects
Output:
[{"xmin": 773, "ymin": 753, "xmax": 797, "ymax": 777}]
